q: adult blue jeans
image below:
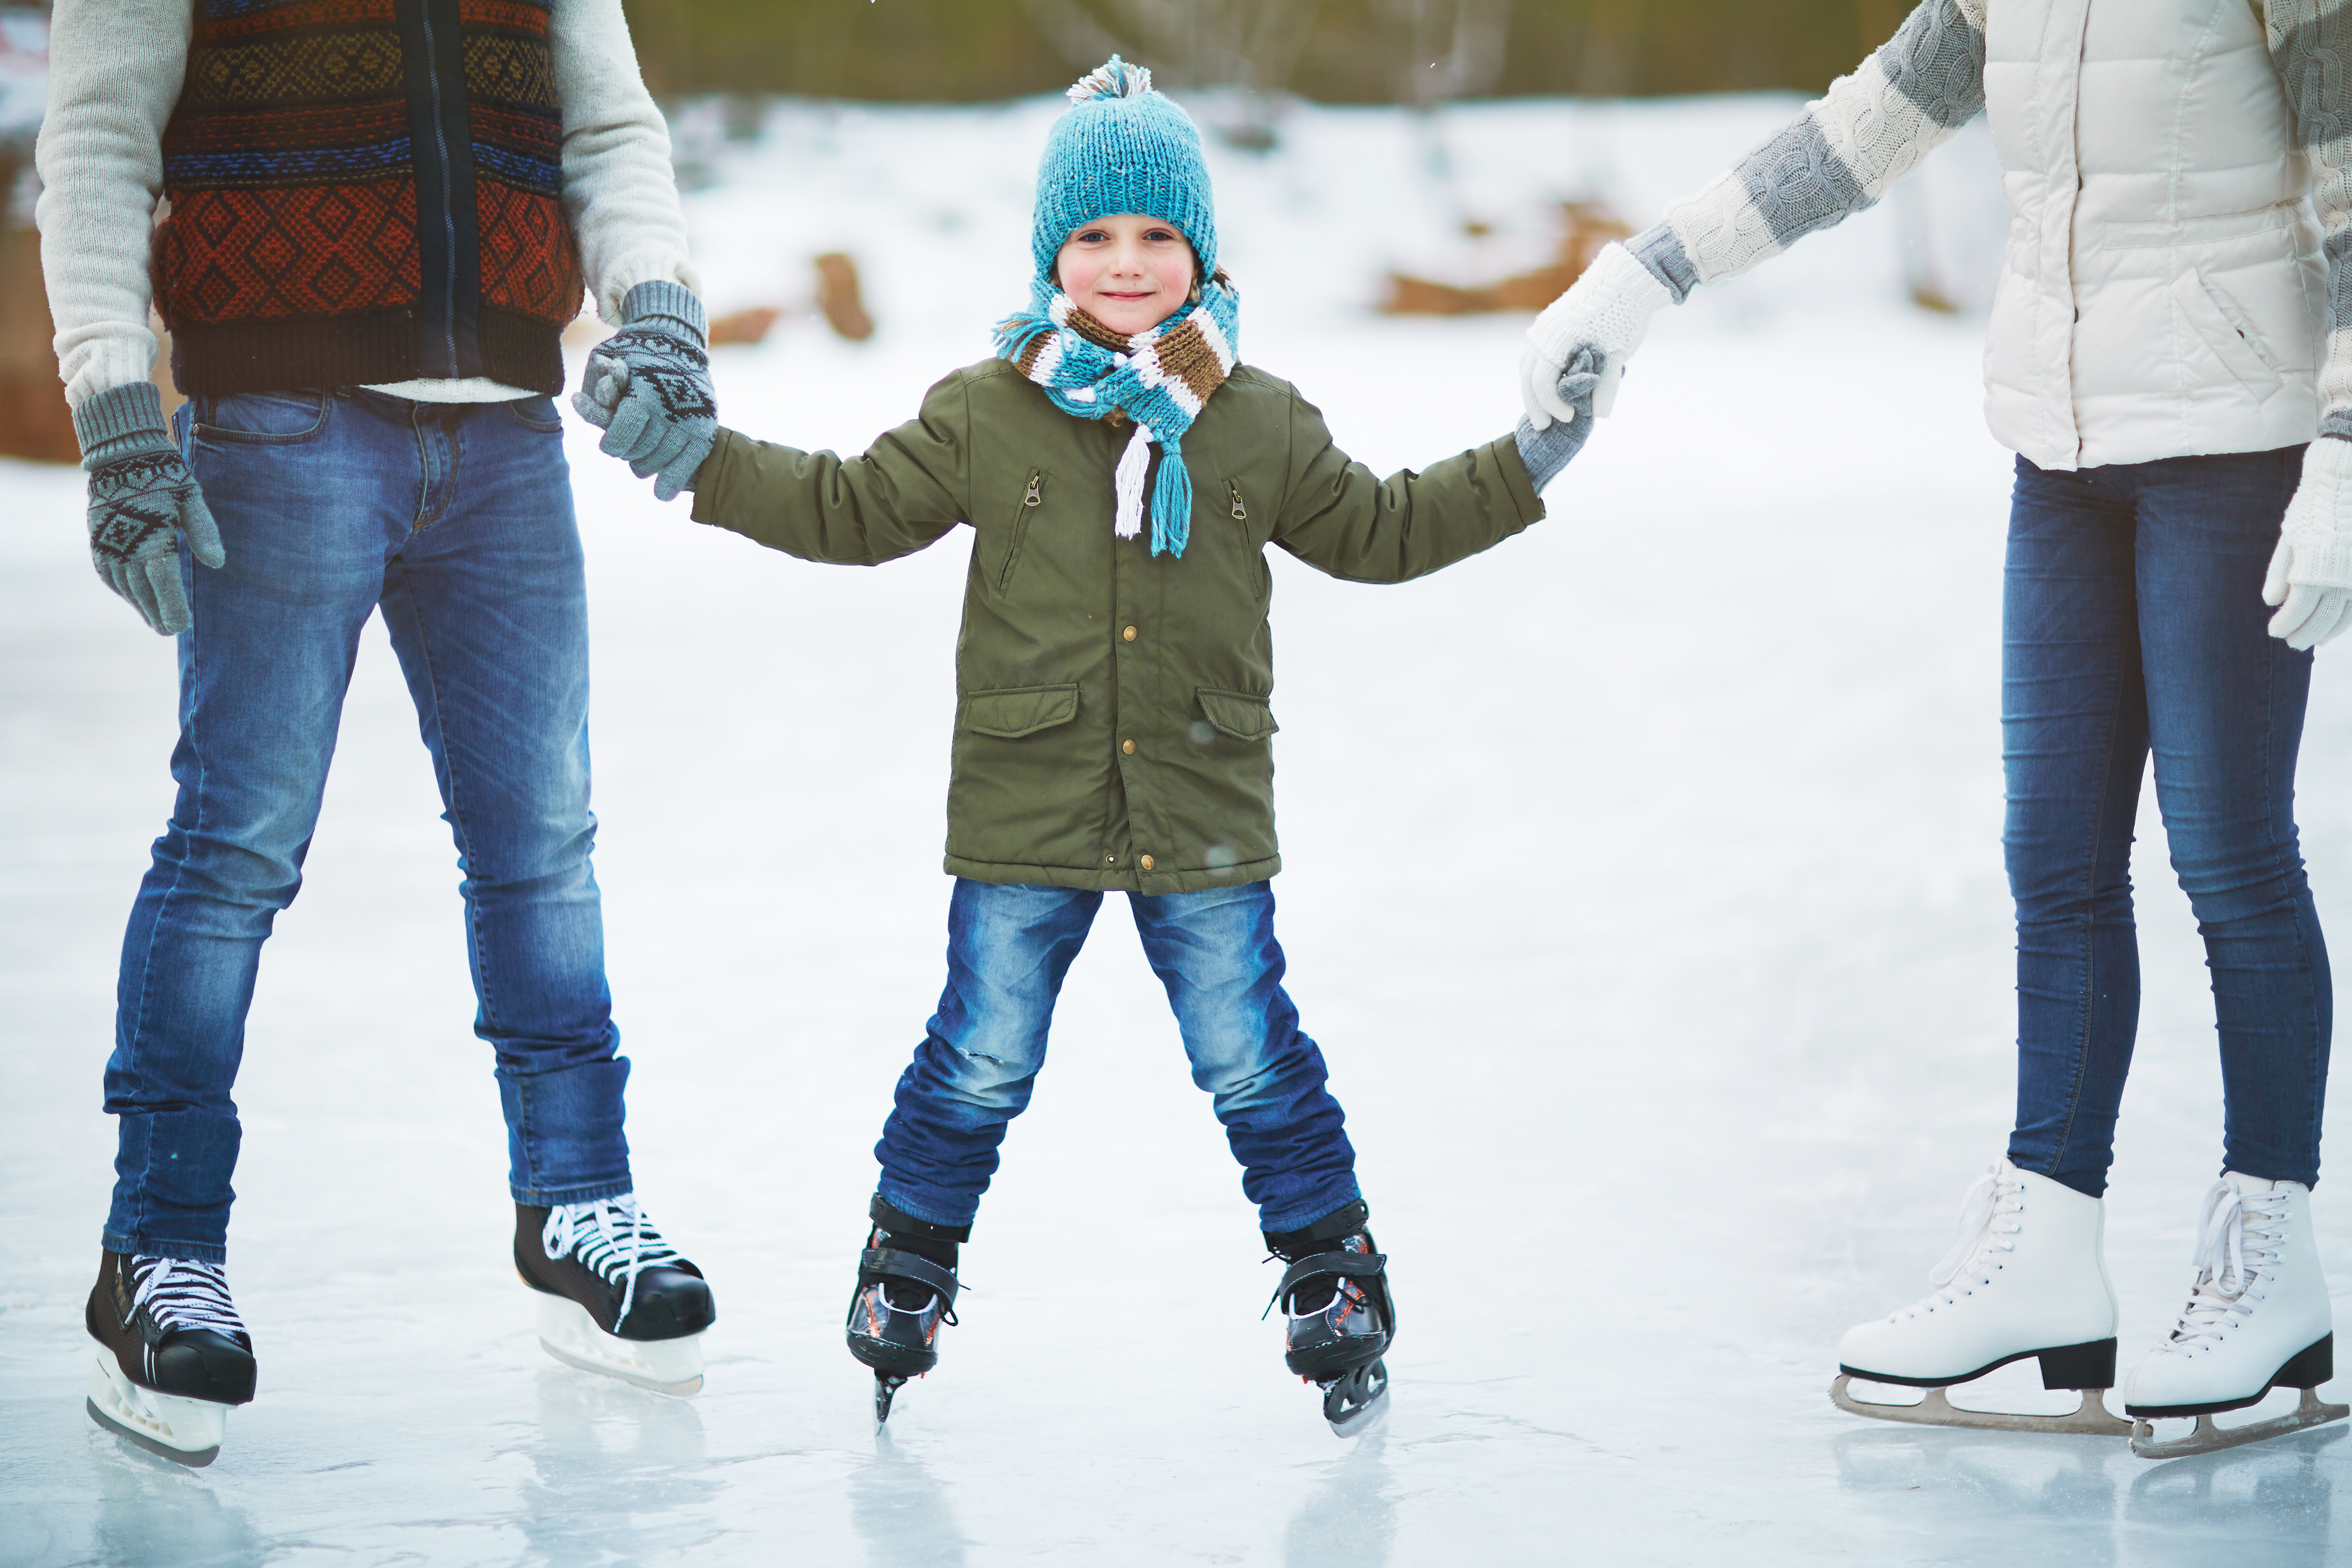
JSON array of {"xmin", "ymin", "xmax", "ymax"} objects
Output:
[
  {"xmin": 2003, "ymin": 447, "xmax": 2330, "ymax": 1198},
  {"xmin": 876, "ymin": 878, "xmax": 1362, "ymax": 1233},
  {"xmin": 104, "ymin": 389, "xmax": 633, "ymax": 1264}
]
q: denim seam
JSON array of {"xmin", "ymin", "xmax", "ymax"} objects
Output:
[
  {"xmin": 115, "ymin": 551, "xmax": 211, "ymax": 1249},
  {"xmin": 2263, "ymin": 461, "xmax": 2327, "ymax": 1187}
]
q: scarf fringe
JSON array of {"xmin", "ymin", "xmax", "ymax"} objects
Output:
[{"xmin": 995, "ymin": 277, "xmax": 1239, "ymax": 559}]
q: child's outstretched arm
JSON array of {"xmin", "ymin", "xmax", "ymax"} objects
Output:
[
  {"xmin": 688, "ymin": 371, "xmax": 976, "ymax": 566},
  {"xmin": 1270, "ymin": 376, "xmax": 1585, "ymax": 584},
  {"xmin": 1520, "ymin": 0, "xmax": 1988, "ymax": 428}
]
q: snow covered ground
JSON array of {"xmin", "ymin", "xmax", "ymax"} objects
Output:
[{"xmin": 5, "ymin": 94, "xmax": 2351, "ymax": 1566}]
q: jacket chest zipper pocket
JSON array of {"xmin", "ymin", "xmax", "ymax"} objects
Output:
[
  {"xmin": 1000, "ymin": 470, "xmax": 1044, "ymax": 592},
  {"xmin": 1228, "ymin": 479, "xmax": 1248, "ymax": 523}
]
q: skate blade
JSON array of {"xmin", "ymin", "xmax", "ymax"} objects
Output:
[
  {"xmin": 85, "ymin": 1353, "xmax": 225, "ymax": 1467},
  {"xmin": 875, "ymin": 1373, "xmax": 909, "ymax": 1426},
  {"xmin": 1322, "ymin": 1360, "xmax": 1390, "ymax": 1439},
  {"xmin": 1831, "ymin": 1374, "xmax": 2132, "ymax": 1436},
  {"xmin": 2129, "ymin": 1388, "xmax": 2351, "ymax": 1459},
  {"xmin": 535, "ymin": 1294, "xmax": 704, "ymax": 1397}
]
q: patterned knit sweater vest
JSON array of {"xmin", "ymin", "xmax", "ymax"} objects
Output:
[{"xmin": 155, "ymin": 0, "xmax": 584, "ymax": 395}]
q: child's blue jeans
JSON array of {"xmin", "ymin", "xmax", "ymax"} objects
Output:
[
  {"xmin": 103, "ymin": 390, "xmax": 634, "ymax": 1264},
  {"xmin": 2002, "ymin": 446, "xmax": 2331, "ymax": 1198},
  {"xmin": 876, "ymin": 878, "xmax": 1363, "ymax": 1233}
]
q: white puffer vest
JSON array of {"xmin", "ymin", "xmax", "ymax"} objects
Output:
[{"xmin": 1981, "ymin": 0, "xmax": 2326, "ymax": 470}]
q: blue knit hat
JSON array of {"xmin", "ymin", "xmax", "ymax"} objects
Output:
[{"xmin": 1032, "ymin": 58, "xmax": 1217, "ymax": 286}]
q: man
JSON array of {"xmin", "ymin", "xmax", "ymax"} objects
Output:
[{"xmin": 40, "ymin": 0, "xmax": 724, "ymax": 1467}]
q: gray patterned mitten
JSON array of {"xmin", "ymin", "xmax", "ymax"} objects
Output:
[
  {"xmin": 573, "ymin": 279, "xmax": 716, "ymax": 501},
  {"xmin": 77, "ymin": 381, "xmax": 225, "ymax": 636},
  {"xmin": 1511, "ymin": 349, "xmax": 1605, "ymax": 493}
]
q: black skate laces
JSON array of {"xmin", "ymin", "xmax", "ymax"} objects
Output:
[
  {"xmin": 127, "ymin": 1256, "xmax": 248, "ymax": 1341},
  {"xmin": 1263, "ymin": 1233, "xmax": 1375, "ymax": 1320},
  {"xmin": 543, "ymin": 1194, "xmax": 687, "ymax": 1329}
]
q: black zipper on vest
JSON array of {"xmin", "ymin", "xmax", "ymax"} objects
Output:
[{"xmin": 397, "ymin": 0, "xmax": 481, "ymax": 379}]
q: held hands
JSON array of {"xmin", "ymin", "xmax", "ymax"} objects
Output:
[
  {"xmin": 1518, "ymin": 240, "xmax": 1676, "ymax": 431},
  {"xmin": 1512, "ymin": 348, "xmax": 1604, "ymax": 493},
  {"xmin": 573, "ymin": 280, "xmax": 717, "ymax": 501},
  {"xmin": 2266, "ymin": 437, "xmax": 2352, "ymax": 650},
  {"xmin": 77, "ymin": 381, "xmax": 224, "ymax": 636}
]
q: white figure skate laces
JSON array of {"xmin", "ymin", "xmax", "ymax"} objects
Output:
[
  {"xmin": 127, "ymin": 1256, "xmax": 248, "ymax": 1340},
  {"xmin": 2146, "ymin": 1180, "xmax": 2284, "ymax": 1360},
  {"xmin": 542, "ymin": 1194, "xmax": 685, "ymax": 1329},
  {"xmin": 1916, "ymin": 1164, "xmax": 2026, "ymax": 1306}
]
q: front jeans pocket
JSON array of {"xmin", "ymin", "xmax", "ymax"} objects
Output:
[
  {"xmin": 504, "ymin": 395, "xmax": 565, "ymax": 434},
  {"xmin": 194, "ymin": 390, "xmax": 334, "ymax": 445}
]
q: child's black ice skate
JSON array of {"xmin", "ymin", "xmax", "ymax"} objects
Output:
[
  {"xmin": 1266, "ymin": 1201, "xmax": 1394, "ymax": 1437},
  {"xmin": 847, "ymin": 1197, "xmax": 965, "ymax": 1424},
  {"xmin": 85, "ymin": 1249, "xmax": 256, "ymax": 1466},
  {"xmin": 515, "ymin": 1195, "xmax": 716, "ymax": 1396}
]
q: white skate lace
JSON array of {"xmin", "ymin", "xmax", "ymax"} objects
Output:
[
  {"xmin": 127, "ymin": 1256, "xmax": 247, "ymax": 1339},
  {"xmin": 1922, "ymin": 1164, "xmax": 2027, "ymax": 1298},
  {"xmin": 543, "ymin": 1194, "xmax": 686, "ymax": 1330},
  {"xmin": 2149, "ymin": 1180, "xmax": 2286, "ymax": 1357}
]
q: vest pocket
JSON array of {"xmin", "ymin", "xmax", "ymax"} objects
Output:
[
  {"xmin": 961, "ymin": 683, "xmax": 1079, "ymax": 738},
  {"xmin": 1196, "ymin": 688, "xmax": 1278, "ymax": 741},
  {"xmin": 2171, "ymin": 271, "xmax": 2284, "ymax": 400}
]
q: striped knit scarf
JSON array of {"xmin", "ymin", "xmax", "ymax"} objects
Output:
[{"xmin": 994, "ymin": 277, "xmax": 1240, "ymax": 558}]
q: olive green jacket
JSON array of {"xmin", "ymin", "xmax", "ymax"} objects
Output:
[{"xmin": 690, "ymin": 358, "xmax": 1544, "ymax": 894}]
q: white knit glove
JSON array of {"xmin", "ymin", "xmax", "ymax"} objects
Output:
[
  {"xmin": 2265, "ymin": 438, "xmax": 2352, "ymax": 650},
  {"xmin": 1519, "ymin": 241, "xmax": 1676, "ymax": 431}
]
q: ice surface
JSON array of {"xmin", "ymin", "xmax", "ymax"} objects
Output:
[{"xmin": 6, "ymin": 94, "xmax": 2351, "ymax": 1566}]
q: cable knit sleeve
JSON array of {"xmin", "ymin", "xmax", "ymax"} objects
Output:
[
  {"xmin": 2264, "ymin": 0, "xmax": 2352, "ymax": 442},
  {"xmin": 1635, "ymin": 0, "xmax": 1988, "ymax": 301},
  {"xmin": 34, "ymin": 0, "xmax": 191, "ymax": 408},
  {"xmin": 552, "ymin": 0, "xmax": 699, "ymax": 322}
]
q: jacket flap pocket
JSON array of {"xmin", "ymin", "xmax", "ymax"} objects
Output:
[
  {"xmin": 962, "ymin": 683, "xmax": 1079, "ymax": 738},
  {"xmin": 2170, "ymin": 271, "xmax": 2284, "ymax": 398},
  {"xmin": 1197, "ymin": 687, "xmax": 1278, "ymax": 741}
]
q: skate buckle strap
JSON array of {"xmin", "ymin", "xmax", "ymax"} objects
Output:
[
  {"xmin": 1263, "ymin": 1249, "xmax": 1387, "ymax": 1318},
  {"xmin": 862, "ymin": 1247, "xmax": 962, "ymax": 1309}
]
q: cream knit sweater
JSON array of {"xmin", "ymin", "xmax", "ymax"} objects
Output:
[{"xmin": 35, "ymin": 0, "xmax": 699, "ymax": 408}]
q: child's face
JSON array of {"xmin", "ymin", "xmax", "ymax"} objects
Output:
[{"xmin": 1054, "ymin": 213, "xmax": 1196, "ymax": 337}]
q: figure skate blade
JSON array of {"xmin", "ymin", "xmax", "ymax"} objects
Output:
[
  {"xmin": 1832, "ymin": 1374, "xmax": 2131, "ymax": 1436},
  {"xmin": 85, "ymin": 1352, "xmax": 227, "ymax": 1466},
  {"xmin": 535, "ymin": 1294, "xmax": 704, "ymax": 1396},
  {"xmin": 2130, "ymin": 1388, "xmax": 2350, "ymax": 1458}
]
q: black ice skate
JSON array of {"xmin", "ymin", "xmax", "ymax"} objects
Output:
[
  {"xmin": 847, "ymin": 1197, "xmax": 965, "ymax": 1424},
  {"xmin": 515, "ymin": 1195, "xmax": 715, "ymax": 1396},
  {"xmin": 1266, "ymin": 1202, "xmax": 1394, "ymax": 1437},
  {"xmin": 85, "ymin": 1249, "xmax": 256, "ymax": 1467}
]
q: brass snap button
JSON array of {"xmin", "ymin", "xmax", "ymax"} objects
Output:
[
  {"xmin": 1122, "ymin": 626, "xmax": 1137, "ymax": 642},
  {"xmin": 1121, "ymin": 739, "xmax": 1136, "ymax": 755},
  {"xmin": 1139, "ymin": 853, "xmax": 1155, "ymax": 872}
]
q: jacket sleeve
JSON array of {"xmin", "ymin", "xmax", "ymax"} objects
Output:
[
  {"xmin": 33, "ymin": 0, "xmax": 192, "ymax": 408},
  {"xmin": 552, "ymin": 0, "xmax": 699, "ymax": 320},
  {"xmin": 2263, "ymin": 1, "xmax": 2352, "ymax": 443},
  {"xmin": 689, "ymin": 372, "xmax": 973, "ymax": 565},
  {"xmin": 1270, "ymin": 388, "xmax": 1545, "ymax": 585},
  {"xmin": 1636, "ymin": 0, "xmax": 1988, "ymax": 300}
]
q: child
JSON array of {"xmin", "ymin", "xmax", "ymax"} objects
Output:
[{"xmin": 579, "ymin": 59, "xmax": 1599, "ymax": 1434}]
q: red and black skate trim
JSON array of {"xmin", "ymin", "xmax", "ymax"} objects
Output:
[
  {"xmin": 86, "ymin": 1249, "xmax": 258, "ymax": 1408},
  {"xmin": 1265, "ymin": 1202, "xmax": 1394, "ymax": 1436},
  {"xmin": 513, "ymin": 1202, "xmax": 715, "ymax": 1342},
  {"xmin": 848, "ymin": 1196, "xmax": 967, "ymax": 1423}
]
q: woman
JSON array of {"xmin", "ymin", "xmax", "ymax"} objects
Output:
[{"xmin": 1522, "ymin": 0, "xmax": 2345, "ymax": 1455}]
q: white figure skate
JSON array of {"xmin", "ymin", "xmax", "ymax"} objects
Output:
[
  {"xmin": 2122, "ymin": 1173, "xmax": 2348, "ymax": 1458},
  {"xmin": 1832, "ymin": 1158, "xmax": 2131, "ymax": 1435}
]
